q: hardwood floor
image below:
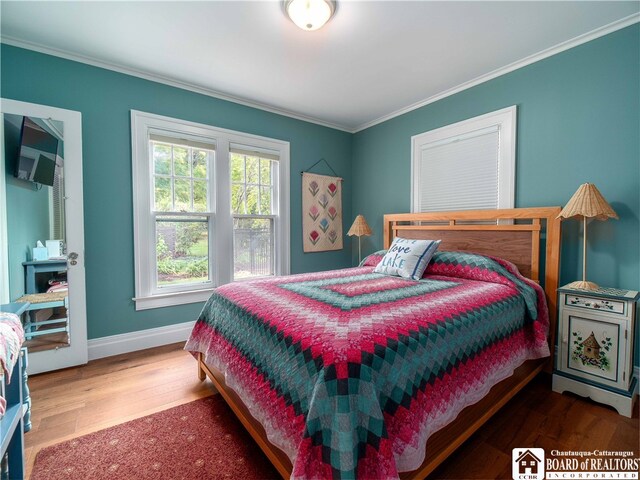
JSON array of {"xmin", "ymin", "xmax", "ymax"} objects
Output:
[
  {"xmin": 24, "ymin": 343, "xmax": 216, "ymax": 478},
  {"xmin": 24, "ymin": 331, "xmax": 69, "ymax": 353},
  {"xmin": 25, "ymin": 343, "xmax": 638, "ymax": 479},
  {"xmin": 430, "ymin": 374, "xmax": 639, "ymax": 479}
]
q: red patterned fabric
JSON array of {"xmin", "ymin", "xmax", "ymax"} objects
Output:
[{"xmin": 186, "ymin": 251, "xmax": 549, "ymax": 479}]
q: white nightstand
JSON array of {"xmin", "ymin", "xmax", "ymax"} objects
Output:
[{"xmin": 553, "ymin": 285, "xmax": 639, "ymax": 417}]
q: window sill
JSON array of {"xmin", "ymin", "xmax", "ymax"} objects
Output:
[{"xmin": 133, "ymin": 288, "xmax": 214, "ymax": 311}]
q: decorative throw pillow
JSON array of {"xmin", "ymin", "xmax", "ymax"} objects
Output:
[
  {"xmin": 373, "ymin": 237, "xmax": 441, "ymax": 280},
  {"xmin": 359, "ymin": 250, "xmax": 387, "ymax": 267}
]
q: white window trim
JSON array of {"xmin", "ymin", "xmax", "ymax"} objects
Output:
[
  {"xmin": 131, "ymin": 110, "xmax": 290, "ymax": 310},
  {"xmin": 410, "ymin": 105, "xmax": 516, "ymax": 213}
]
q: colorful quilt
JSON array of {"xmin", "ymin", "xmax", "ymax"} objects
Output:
[
  {"xmin": 185, "ymin": 251, "xmax": 550, "ymax": 480},
  {"xmin": 0, "ymin": 312, "xmax": 25, "ymax": 417},
  {"xmin": 0, "ymin": 312, "xmax": 24, "ymax": 380}
]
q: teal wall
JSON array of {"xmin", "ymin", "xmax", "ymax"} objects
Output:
[
  {"xmin": 1, "ymin": 44, "xmax": 352, "ymax": 339},
  {"xmin": 1, "ymin": 25, "xmax": 638, "ymax": 360},
  {"xmin": 352, "ymin": 25, "xmax": 639, "ymax": 364},
  {"xmin": 4, "ymin": 114, "xmax": 51, "ymax": 300}
]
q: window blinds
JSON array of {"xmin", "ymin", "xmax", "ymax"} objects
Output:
[
  {"xmin": 418, "ymin": 125, "xmax": 500, "ymax": 212},
  {"xmin": 149, "ymin": 131, "xmax": 216, "ymax": 151},
  {"xmin": 230, "ymin": 143, "xmax": 280, "ymax": 161}
]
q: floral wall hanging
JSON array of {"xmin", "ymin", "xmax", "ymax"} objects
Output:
[{"xmin": 302, "ymin": 172, "xmax": 343, "ymax": 252}]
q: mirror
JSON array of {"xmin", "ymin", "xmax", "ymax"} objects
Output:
[
  {"xmin": 1, "ymin": 98, "xmax": 87, "ymax": 374},
  {"xmin": 3, "ymin": 113, "xmax": 69, "ymax": 352}
]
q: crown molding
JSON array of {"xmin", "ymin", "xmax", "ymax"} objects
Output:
[
  {"xmin": 2, "ymin": 11, "xmax": 638, "ymax": 135},
  {"xmin": 0, "ymin": 35, "xmax": 354, "ymax": 133},
  {"xmin": 353, "ymin": 12, "xmax": 640, "ymax": 133}
]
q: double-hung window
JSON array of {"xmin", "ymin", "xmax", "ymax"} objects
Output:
[
  {"xmin": 131, "ymin": 111, "xmax": 289, "ymax": 310},
  {"xmin": 411, "ymin": 106, "xmax": 516, "ymax": 213},
  {"xmin": 230, "ymin": 145, "xmax": 279, "ymax": 280},
  {"xmin": 151, "ymin": 134, "xmax": 214, "ymax": 290}
]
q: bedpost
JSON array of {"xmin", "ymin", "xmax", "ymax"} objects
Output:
[
  {"xmin": 197, "ymin": 352, "xmax": 206, "ymax": 381},
  {"xmin": 544, "ymin": 208, "xmax": 562, "ymax": 373},
  {"xmin": 383, "ymin": 215, "xmax": 393, "ymax": 249}
]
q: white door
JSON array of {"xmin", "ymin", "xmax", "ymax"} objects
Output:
[{"xmin": 0, "ymin": 98, "xmax": 87, "ymax": 373}]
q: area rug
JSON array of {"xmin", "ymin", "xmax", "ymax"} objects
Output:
[{"xmin": 31, "ymin": 395, "xmax": 281, "ymax": 479}]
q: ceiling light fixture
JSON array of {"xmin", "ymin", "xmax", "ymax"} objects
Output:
[{"xmin": 285, "ymin": 0, "xmax": 336, "ymax": 31}]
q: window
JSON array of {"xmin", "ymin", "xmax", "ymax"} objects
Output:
[
  {"xmin": 131, "ymin": 111, "xmax": 289, "ymax": 310},
  {"xmin": 151, "ymin": 135, "xmax": 213, "ymax": 289},
  {"xmin": 39, "ymin": 119, "xmax": 65, "ymax": 241},
  {"xmin": 230, "ymin": 146, "xmax": 279, "ymax": 280},
  {"xmin": 411, "ymin": 106, "xmax": 516, "ymax": 213},
  {"xmin": 49, "ymin": 162, "xmax": 65, "ymax": 241}
]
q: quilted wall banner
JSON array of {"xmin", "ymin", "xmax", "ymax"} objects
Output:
[{"xmin": 302, "ymin": 172, "xmax": 343, "ymax": 252}]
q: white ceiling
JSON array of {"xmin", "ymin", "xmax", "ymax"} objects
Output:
[{"xmin": 1, "ymin": 1, "xmax": 638, "ymax": 132}]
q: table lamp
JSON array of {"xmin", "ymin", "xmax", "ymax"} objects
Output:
[
  {"xmin": 347, "ymin": 215, "xmax": 372, "ymax": 264},
  {"xmin": 558, "ymin": 183, "xmax": 618, "ymax": 290}
]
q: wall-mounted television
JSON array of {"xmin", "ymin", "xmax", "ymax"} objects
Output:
[{"xmin": 14, "ymin": 116, "xmax": 59, "ymax": 187}]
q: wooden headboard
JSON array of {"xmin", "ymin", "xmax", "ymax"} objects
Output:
[{"xmin": 383, "ymin": 207, "xmax": 562, "ymax": 369}]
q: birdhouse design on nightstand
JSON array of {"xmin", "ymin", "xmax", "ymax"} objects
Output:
[
  {"xmin": 571, "ymin": 328, "xmax": 613, "ymax": 372},
  {"xmin": 555, "ymin": 286, "xmax": 639, "ymax": 417},
  {"xmin": 581, "ymin": 332, "xmax": 601, "ymax": 360}
]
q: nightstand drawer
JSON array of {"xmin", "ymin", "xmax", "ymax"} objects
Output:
[{"xmin": 564, "ymin": 294, "xmax": 625, "ymax": 315}]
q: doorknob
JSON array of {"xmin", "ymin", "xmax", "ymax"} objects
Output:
[{"xmin": 68, "ymin": 252, "xmax": 79, "ymax": 265}]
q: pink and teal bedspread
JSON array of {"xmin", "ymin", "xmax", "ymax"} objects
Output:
[{"xmin": 185, "ymin": 251, "xmax": 550, "ymax": 480}]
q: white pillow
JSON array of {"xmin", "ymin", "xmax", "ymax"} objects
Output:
[{"xmin": 374, "ymin": 237, "xmax": 441, "ymax": 280}]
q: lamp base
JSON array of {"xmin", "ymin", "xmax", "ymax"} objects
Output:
[{"xmin": 565, "ymin": 280, "xmax": 600, "ymax": 291}]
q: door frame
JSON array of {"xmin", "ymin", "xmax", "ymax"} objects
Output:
[
  {"xmin": 0, "ymin": 116, "xmax": 9, "ymax": 304},
  {"xmin": 0, "ymin": 98, "xmax": 87, "ymax": 373}
]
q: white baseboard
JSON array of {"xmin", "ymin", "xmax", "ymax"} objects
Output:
[{"xmin": 88, "ymin": 321, "xmax": 195, "ymax": 361}]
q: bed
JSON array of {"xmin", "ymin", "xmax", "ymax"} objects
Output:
[{"xmin": 185, "ymin": 207, "xmax": 562, "ymax": 479}]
